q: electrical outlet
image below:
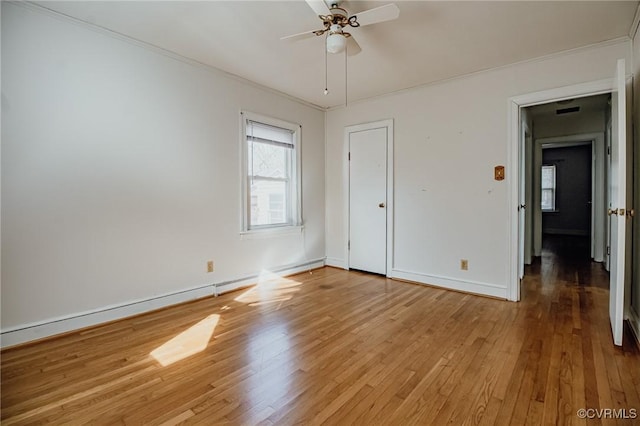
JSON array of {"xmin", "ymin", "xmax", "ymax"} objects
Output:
[
  {"xmin": 207, "ymin": 261, "xmax": 214, "ymax": 273},
  {"xmin": 461, "ymin": 259, "xmax": 468, "ymax": 271}
]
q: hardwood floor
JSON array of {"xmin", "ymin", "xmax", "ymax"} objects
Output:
[{"xmin": 2, "ymin": 244, "xmax": 639, "ymax": 425}]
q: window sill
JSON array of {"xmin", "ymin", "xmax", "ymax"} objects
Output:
[{"xmin": 240, "ymin": 225, "xmax": 304, "ymax": 240}]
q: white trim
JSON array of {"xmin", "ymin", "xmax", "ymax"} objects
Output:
[
  {"xmin": 240, "ymin": 225, "xmax": 304, "ymax": 240},
  {"xmin": 540, "ymin": 141, "xmax": 592, "ymax": 149},
  {"xmin": 213, "ymin": 258, "xmax": 325, "ymax": 296},
  {"xmin": 15, "ymin": 2, "xmax": 632, "ymax": 112},
  {"xmin": 543, "ymin": 229, "xmax": 590, "ymax": 237},
  {"xmin": 344, "ymin": 119, "xmax": 395, "ymax": 276},
  {"xmin": 323, "ymin": 110, "xmax": 329, "ymax": 267},
  {"xmin": 508, "ymin": 78, "xmax": 616, "ymax": 302},
  {"xmin": 342, "ymin": 129, "xmax": 350, "ymax": 270},
  {"xmin": 325, "ymin": 257, "xmax": 347, "ymax": 269},
  {"xmin": 630, "ymin": 2, "xmax": 640, "ymax": 39},
  {"xmin": 0, "ymin": 283, "xmax": 215, "ymax": 348},
  {"xmin": 390, "ymin": 269, "xmax": 508, "ymax": 300},
  {"xmin": 326, "ymin": 38, "xmax": 630, "ymax": 112},
  {"xmin": 629, "ymin": 306, "xmax": 640, "ymax": 348},
  {"xmin": 0, "ymin": 258, "xmax": 325, "ymax": 349},
  {"xmin": 510, "ymin": 79, "xmax": 614, "ymax": 108},
  {"xmin": 15, "ymin": 1, "xmax": 325, "ymax": 111}
]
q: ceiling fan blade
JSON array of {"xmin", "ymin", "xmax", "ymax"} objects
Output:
[
  {"xmin": 346, "ymin": 36, "xmax": 362, "ymax": 56},
  {"xmin": 353, "ymin": 3, "xmax": 400, "ymax": 27},
  {"xmin": 305, "ymin": 0, "xmax": 331, "ymax": 17},
  {"xmin": 280, "ymin": 29, "xmax": 321, "ymax": 42}
]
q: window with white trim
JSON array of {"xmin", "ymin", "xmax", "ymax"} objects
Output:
[
  {"xmin": 242, "ymin": 112, "xmax": 301, "ymax": 232},
  {"xmin": 541, "ymin": 165, "xmax": 556, "ymax": 212}
]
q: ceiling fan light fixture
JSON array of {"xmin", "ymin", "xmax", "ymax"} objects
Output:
[{"xmin": 326, "ymin": 32, "xmax": 346, "ymax": 54}]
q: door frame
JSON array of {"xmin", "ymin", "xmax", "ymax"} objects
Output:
[
  {"xmin": 508, "ymin": 78, "xmax": 615, "ymax": 302},
  {"xmin": 343, "ymin": 119, "xmax": 394, "ymax": 275},
  {"xmin": 533, "ymin": 135, "xmax": 605, "ymax": 262}
]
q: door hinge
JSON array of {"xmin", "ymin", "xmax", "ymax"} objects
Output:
[
  {"xmin": 607, "ymin": 246, "xmax": 610, "ymax": 255},
  {"xmin": 348, "ymin": 152, "xmax": 351, "ymax": 161},
  {"xmin": 348, "ymin": 240, "xmax": 350, "ymax": 250},
  {"xmin": 607, "ymin": 146, "xmax": 611, "ymax": 155}
]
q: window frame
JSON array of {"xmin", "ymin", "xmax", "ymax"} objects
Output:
[
  {"xmin": 541, "ymin": 164, "xmax": 557, "ymax": 212},
  {"xmin": 240, "ymin": 111, "xmax": 302, "ymax": 235}
]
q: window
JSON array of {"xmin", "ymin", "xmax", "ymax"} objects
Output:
[
  {"xmin": 541, "ymin": 165, "xmax": 556, "ymax": 211},
  {"xmin": 241, "ymin": 112, "xmax": 301, "ymax": 232}
]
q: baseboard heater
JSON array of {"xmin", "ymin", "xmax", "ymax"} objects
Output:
[
  {"xmin": 1, "ymin": 257, "xmax": 325, "ymax": 348},
  {"xmin": 212, "ymin": 258, "xmax": 324, "ymax": 296}
]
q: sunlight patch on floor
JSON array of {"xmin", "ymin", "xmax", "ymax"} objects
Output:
[
  {"xmin": 151, "ymin": 314, "xmax": 219, "ymax": 367},
  {"xmin": 234, "ymin": 269, "xmax": 302, "ymax": 306}
]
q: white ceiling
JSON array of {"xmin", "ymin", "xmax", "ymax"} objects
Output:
[{"xmin": 35, "ymin": 1, "xmax": 639, "ymax": 109}]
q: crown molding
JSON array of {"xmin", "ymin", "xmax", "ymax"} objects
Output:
[
  {"xmin": 630, "ymin": 2, "xmax": 640, "ymax": 40},
  {"xmin": 326, "ymin": 36, "xmax": 631, "ymax": 112}
]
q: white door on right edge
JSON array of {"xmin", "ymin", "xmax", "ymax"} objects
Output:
[{"xmin": 609, "ymin": 58, "xmax": 627, "ymax": 347}]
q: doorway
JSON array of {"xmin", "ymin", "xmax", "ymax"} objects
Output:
[
  {"xmin": 540, "ymin": 143, "xmax": 594, "ymax": 261},
  {"xmin": 524, "ymin": 95, "xmax": 609, "ymax": 268},
  {"xmin": 345, "ymin": 119, "xmax": 394, "ymax": 276},
  {"xmin": 509, "ymin": 59, "xmax": 631, "ymax": 346}
]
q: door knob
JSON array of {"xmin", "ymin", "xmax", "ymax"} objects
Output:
[
  {"xmin": 379, "ymin": 203, "xmax": 385, "ymax": 208},
  {"xmin": 627, "ymin": 209, "xmax": 635, "ymax": 218},
  {"xmin": 608, "ymin": 208, "xmax": 618, "ymax": 216}
]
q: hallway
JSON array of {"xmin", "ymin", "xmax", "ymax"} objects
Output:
[{"xmin": 527, "ymin": 235, "xmax": 610, "ymax": 289}]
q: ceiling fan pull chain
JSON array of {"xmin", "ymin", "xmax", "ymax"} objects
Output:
[
  {"xmin": 324, "ymin": 34, "xmax": 329, "ymax": 95},
  {"xmin": 345, "ymin": 42, "xmax": 348, "ymax": 107}
]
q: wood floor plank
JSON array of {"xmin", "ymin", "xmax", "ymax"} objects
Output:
[{"xmin": 2, "ymin": 236, "xmax": 639, "ymax": 425}]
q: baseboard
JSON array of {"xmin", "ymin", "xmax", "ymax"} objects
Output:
[
  {"xmin": 390, "ymin": 269, "xmax": 508, "ymax": 299},
  {"xmin": 325, "ymin": 257, "xmax": 347, "ymax": 269},
  {"xmin": 543, "ymin": 229, "xmax": 589, "ymax": 236},
  {"xmin": 213, "ymin": 258, "xmax": 325, "ymax": 295},
  {"xmin": 0, "ymin": 258, "xmax": 325, "ymax": 349}
]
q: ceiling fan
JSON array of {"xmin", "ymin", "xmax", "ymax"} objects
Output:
[{"xmin": 281, "ymin": 0, "xmax": 400, "ymax": 56}]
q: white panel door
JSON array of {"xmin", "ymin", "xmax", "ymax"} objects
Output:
[
  {"xmin": 605, "ymin": 124, "xmax": 612, "ymax": 272},
  {"xmin": 518, "ymin": 123, "xmax": 526, "ymax": 279},
  {"xmin": 349, "ymin": 128, "xmax": 387, "ymax": 275},
  {"xmin": 609, "ymin": 58, "xmax": 627, "ymax": 346}
]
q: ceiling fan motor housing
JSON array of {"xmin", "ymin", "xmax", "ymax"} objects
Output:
[{"xmin": 323, "ymin": 6, "xmax": 349, "ymax": 27}]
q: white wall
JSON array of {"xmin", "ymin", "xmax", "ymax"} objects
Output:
[
  {"xmin": 534, "ymin": 110, "xmax": 605, "ymax": 139},
  {"xmin": 325, "ymin": 40, "xmax": 631, "ymax": 297},
  {"xmin": 1, "ymin": 3, "xmax": 325, "ymax": 343}
]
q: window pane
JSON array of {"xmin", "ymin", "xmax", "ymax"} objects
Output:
[
  {"xmin": 248, "ymin": 141, "xmax": 290, "ymax": 179},
  {"xmin": 541, "ymin": 165, "xmax": 556, "ymax": 211},
  {"xmin": 541, "ymin": 189, "xmax": 554, "ymax": 211},
  {"xmin": 541, "ymin": 165, "xmax": 555, "ymax": 189},
  {"xmin": 269, "ymin": 193, "xmax": 285, "ymax": 223},
  {"xmin": 250, "ymin": 180, "xmax": 289, "ymax": 226}
]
